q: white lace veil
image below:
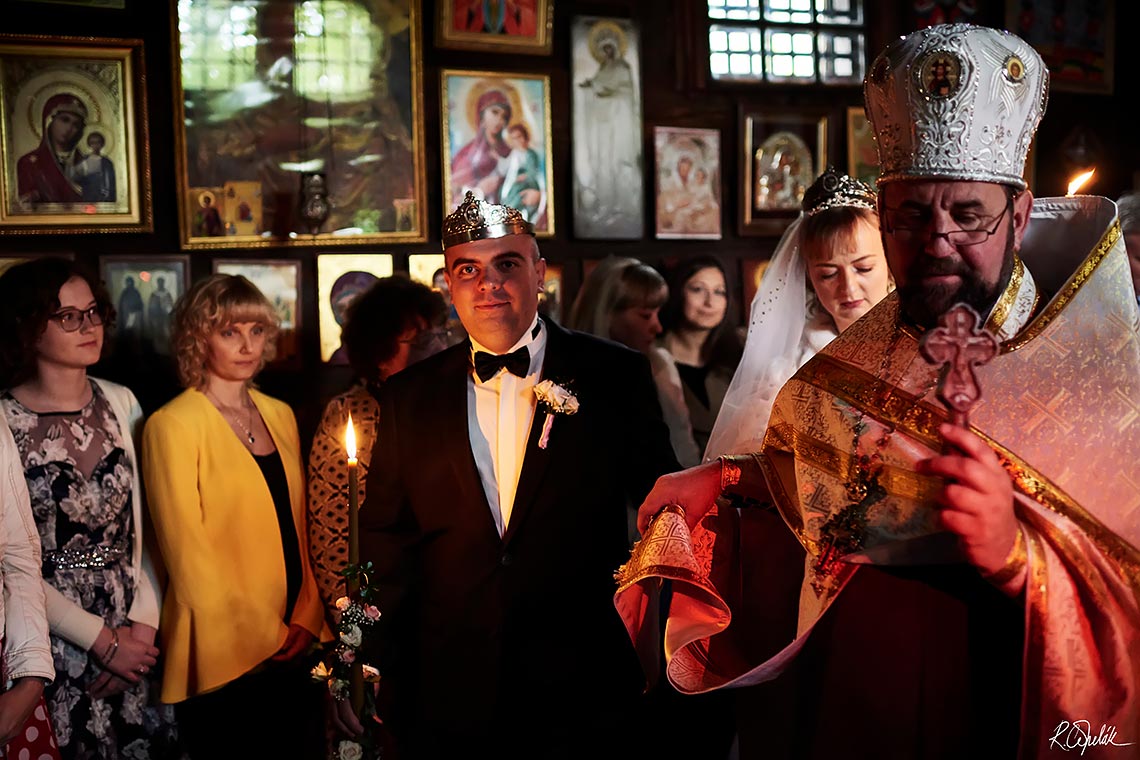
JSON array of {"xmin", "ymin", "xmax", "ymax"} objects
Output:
[{"xmin": 702, "ymin": 216, "xmax": 833, "ymax": 460}]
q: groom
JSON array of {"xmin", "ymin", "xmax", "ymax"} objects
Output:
[{"xmin": 358, "ymin": 192, "xmax": 679, "ymax": 758}]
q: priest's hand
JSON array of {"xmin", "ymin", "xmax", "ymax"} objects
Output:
[
  {"xmin": 636, "ymin": 460, "xmax": 723, "ymax": 535},
  {"xmin": 917, "ymin": 423, "xmax": 1026, "ymax": 596}
]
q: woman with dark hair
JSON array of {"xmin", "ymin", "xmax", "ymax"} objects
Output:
[
  {"xmin": 0, "ymin": 257, "xmax": 179, "ymax": 758},
  {"xmin": 659, "ymin": 255, "xmax": 744, "ymax": 456},
  {"xmin": 142, "ymin": 274, "xmax": 328, "ymax": 759},
  {"xmin": 307, "ymin": 276, "xmax": 447, "ymax": 624}
]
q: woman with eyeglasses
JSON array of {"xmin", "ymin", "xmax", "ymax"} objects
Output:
[
  {"xmin": 307, "ymin": 276, "xmax": 447, "ymax": 627},
  {"xmin": 141, "ymin": 274, "xmax": 329, "ymax": 758},
  {"xmin": 0, "ymin": 257, "xmax": 179, "ymax": 759}
]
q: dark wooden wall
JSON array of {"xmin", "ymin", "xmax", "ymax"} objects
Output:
[{"xmin": 2, "ymin": 0, "xmax": 1136, "ymax": 446}]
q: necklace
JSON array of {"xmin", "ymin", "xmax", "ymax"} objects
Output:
[
  {"xmin": 811, "ymin": 331, "xmax": 940, "ymax": 594},
  {"xmin": 206, "ymin": 389, "xmax": 256, "ymax": 446}
]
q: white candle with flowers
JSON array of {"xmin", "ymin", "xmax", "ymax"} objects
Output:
[
  {"xmin": 344, "ymin": 415, "xmax": 364, "ymax": 715},
  {"xmin": 346, "ymin": 415, "xmax": 359, "ymax": 591}
]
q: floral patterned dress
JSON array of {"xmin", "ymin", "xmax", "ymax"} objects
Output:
[{"xmin": 1, "ymin": 384, "xmax": 181, "ymax": 760}]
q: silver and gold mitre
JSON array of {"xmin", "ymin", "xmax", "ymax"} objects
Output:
[
  {"xmin": 441, "ymin": 191, "xmax": 535, "ymax": 250},
  {"xmin": 802, "ymin": 166, "xmax": 877, "ymax": 216},
  {"xmin": 864, "ymin": 23, "xmax": 1049, "ymax": 190}
]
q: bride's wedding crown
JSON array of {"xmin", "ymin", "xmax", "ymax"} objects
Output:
[
  {"xmin": 864, "ymin": 23, "xmax": 1048, "ymax": 190},
  {"xmin": 802, "ymin": 167, "xmax": 877, "ymax": 216},
  {"xmin": 442, "ymin": 191, "xmax": 535, "ymax": 250}
]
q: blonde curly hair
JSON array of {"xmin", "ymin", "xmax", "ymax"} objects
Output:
[{"xmin": 171, "ymin": 274, "xmax": 280, "ymax": 389}]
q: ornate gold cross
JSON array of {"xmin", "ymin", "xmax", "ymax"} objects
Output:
[{"xmin": 919, "ymin": 302, "xmax": 999, "ymax": 428}]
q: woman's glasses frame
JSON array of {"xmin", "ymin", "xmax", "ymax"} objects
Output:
[{"xmin": 48, "ymin": 305, "xmax": 106, "ymax": 333}]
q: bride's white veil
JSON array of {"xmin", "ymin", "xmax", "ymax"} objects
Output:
[
  {"xmin": 703, "ymin": 167, "xmax": 878, "ymax": 461},
  {"xmin": 703, "ymin": 215, "xmax": 814, "ymax": 460}
]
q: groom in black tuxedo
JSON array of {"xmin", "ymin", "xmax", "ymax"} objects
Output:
[{"xmin": 358, "ymin": 192, "xmax": 679, "ymax": 758}]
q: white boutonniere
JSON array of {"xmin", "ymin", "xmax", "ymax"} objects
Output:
[{"xmin": 533, "ymin": 379, "xmax": 579, "ymax": 449}]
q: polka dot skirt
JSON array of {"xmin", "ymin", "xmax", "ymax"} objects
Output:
[
  {"xmin": 1, "ymin": 643, "xmax": 60, "ymax": 760},
  {"xmin": 4, "ymin": 698, "xmax": 58, "ymax": 760}
]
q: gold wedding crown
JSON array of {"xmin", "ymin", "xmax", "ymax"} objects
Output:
[
  {"xmin": 802, "ymin": 166, "xmax": 877, "ymax": 217},
  {"xmin": 442, "ymin": 191, "xmax": 535, "ymax": 250}
]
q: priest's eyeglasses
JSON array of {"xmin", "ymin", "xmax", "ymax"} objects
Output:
[
  {"xmin": 883, "ymin": 195, "xmax": 1015, "ymax": 247},
  {"xmin": 49, "ymin": 305, "xmax": 105, "ymax": 332}
]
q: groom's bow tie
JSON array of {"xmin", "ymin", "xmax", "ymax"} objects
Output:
[{"xmin": 473, "ymin": 346, "xmax": 531, "ymax": 383}]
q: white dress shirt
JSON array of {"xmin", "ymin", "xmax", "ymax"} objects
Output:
[{"xmin": 468, "ymin": 315, "xmax": 546, "ymax": 536}]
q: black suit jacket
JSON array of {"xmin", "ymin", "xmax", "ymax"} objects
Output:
[{"xmin": 361, "ymin": 320, "xmax": 679, "ymax": 754}]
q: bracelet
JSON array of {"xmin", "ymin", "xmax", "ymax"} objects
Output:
[
  {"xmin": 717, "ymin": 456, "xmax": 742, "ymax": 493},
  {"xmin": 99, "ymin": 627, "xmax": 120, "ymax": 666},
  {"xmin": 984, "ymin": 526, "xmax": 1027, "ymax": 586}
]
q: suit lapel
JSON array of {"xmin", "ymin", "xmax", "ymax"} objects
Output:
[
  {"xmin": 502, "ymin": 321, "xmax": 575, "ymax": 546},
  {"xmin": 437, "ymin": 344, "xmax": 502, "ymax": 541}
]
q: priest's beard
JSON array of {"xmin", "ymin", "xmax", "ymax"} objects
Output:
[{"xmin": 898, "ymin": 241, "xmax": 1016, "ymax": 330}]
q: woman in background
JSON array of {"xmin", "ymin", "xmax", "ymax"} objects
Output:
[
  {"xmin": 308, "ymin": 276, "xmax": 447, "ymax": 624},
  {"xmin": 142, "ymin": 274, "xmax": 327, "ymax": 759},
  {"xmin": 0, "ymin": 258, "xmax": 177, "ymax": 758},
  {"xmin": 659, "ymin": 256, "xmax": 743, "ymax": 457},
  {"xmin": 566, "ymin": 256, "xmax": 700, "ymax": 468}
]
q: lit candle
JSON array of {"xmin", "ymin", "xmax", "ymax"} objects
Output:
[
  {"xmin": 1067, "ymin": 168, "xmax": 1095, "ymax": 197},
  {"xmin": 346, "ymin": 414, "xmax": 359, "ymax": 589},
  {"xmin": 344, "ymin": 415, "xmax": 364, "ymax": 716}
]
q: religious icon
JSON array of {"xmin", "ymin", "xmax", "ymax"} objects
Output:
[
  {"xmin": 315, "ymin": 253, "xmax": 394, "ymax": 363},
  {"xmin": 571, "ymin": 16, "xmax": 644, "ymax": 240},
  {"xmin": 438, "ymin": 0, "xmax": 553, "ymax": 54},
  {"xmin": 441, "ymin": 70, "xmax": 554, "ymax": 236},
  {"xmin": 654, "ymin": 126, "xmax": 721, "ymax": 240},
  {"xmin": 100, "ymin": 256, "xmax": 189, "ymax": 357},
  {"xmin": 753, "ymin": 131, "xmax": 813, "ymax": 212},
  {"xmin": 0, "ymin": 36, "xmax": 151, "ymax": 232},
  {"xmin": 174, "ymin": 0, "xmax": 426, "ymax": 248},
  {"xmin": 918, "ymin": 51, "xmax": 962, "ymax": 98}
]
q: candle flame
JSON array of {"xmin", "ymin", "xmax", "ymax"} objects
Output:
[
  {"xmin": 1066, "ymin": 169, "xmax": 1095, "ymax": 196},
  {"xmin": 345, "ymin": 414, "xmax": 357, "ymax": 462}
]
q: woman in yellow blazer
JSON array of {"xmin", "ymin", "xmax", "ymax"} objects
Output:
[{"xmin": 142, "ymin": 274, "xmax": 328, "ymax": 760}]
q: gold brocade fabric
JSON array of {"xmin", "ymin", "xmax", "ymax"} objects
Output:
[{"xmin": 613, "ymin": 197, "xmax": 1140, "ymax": 757}]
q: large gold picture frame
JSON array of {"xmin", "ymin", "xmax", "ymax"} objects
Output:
[
  {"xmin": 440, "ymin": 69, "xmax": 555, "ymax": 237},
  {"xmin": 739, "ymin": 104, "xmax": 832, "ymax": 237},
  {"xmin": 172, "ymin": 0, "xmax": 427, "ymax": 249},
  {"xmin": 0, "ymin": 35, "xmax": 151, "ymax": 234},
  {"xmin": 437, "ymin": 0, "xmax": 553, "ymax": 55}
]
